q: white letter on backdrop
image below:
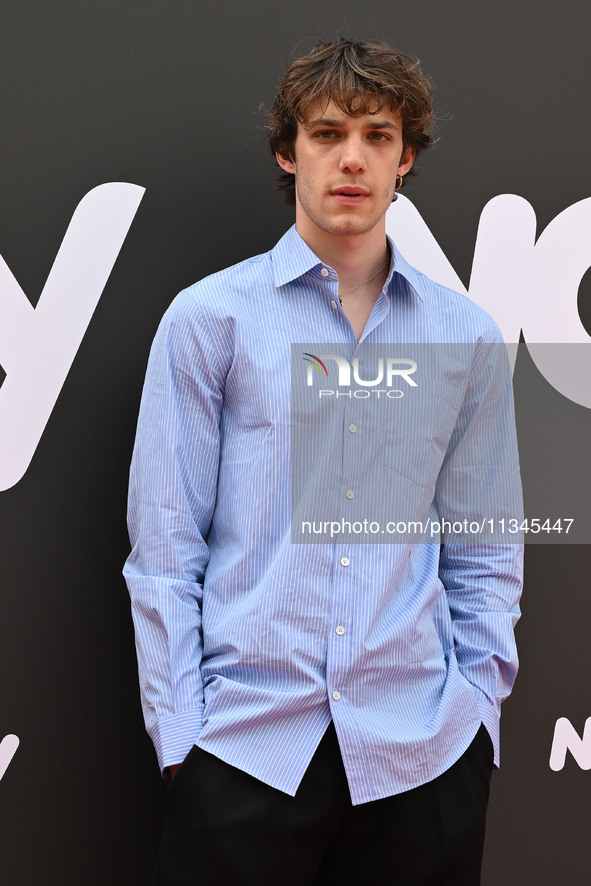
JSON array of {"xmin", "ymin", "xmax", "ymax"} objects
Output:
[
  {"xmin": 0, "ymin": 182, "xmax": 145, "ymax": 491},
  {"xmin": 386, "ymin": 194, "xmax": 591, "ymax": 408}
]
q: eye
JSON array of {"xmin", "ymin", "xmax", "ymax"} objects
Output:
[
  {"xmin": 315, "ymin": 130, "xmax": 338, "ymax": 139},
  {"xmin": 368, "ymin": 132, "xmax": 389, "ymax": 141}
]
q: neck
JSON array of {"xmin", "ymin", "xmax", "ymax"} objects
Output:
[{"xmin": 294, "ymin": 218, "xmax": 389, "ymax": 291}]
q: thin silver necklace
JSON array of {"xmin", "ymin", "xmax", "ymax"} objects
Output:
[{"xmin": 337, "ymin": 251, "xmax": 390, "ymax": 306}]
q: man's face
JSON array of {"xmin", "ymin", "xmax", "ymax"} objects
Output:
[{"xmin": 276, "ymin": 100, "xmax": 415, "ymax": 241}]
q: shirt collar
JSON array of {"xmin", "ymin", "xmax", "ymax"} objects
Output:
[
  {"xmin": 271, "ymin": 225, "xmax": 326, "ymax": 287},
  {"xmin": 386, "ymin": 237, "xmax": 425, "ymax": 303},
  {"xmin": 271, "ymin": 224, "xmax": 424, "ymax": 303}
]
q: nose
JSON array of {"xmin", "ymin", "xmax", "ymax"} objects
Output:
[{"xmin": 339, "ymin": 134, "xmax": 367, "ymax": 174}]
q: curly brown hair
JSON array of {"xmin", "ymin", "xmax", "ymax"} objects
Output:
[{"xmin": 267, "ymin": 38, "xmax": 435, "ymax": 205}]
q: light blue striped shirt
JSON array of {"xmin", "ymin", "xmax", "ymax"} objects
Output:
[{"xmin": 124, "ymin": 224, "xmax": 523, "ymax": 805}]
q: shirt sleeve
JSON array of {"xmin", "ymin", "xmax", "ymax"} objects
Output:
[
  {"xmin": 435, "ymin": 328, "xmax": 524, "ymax": 767},
  {"xmin": 123, "ymin": 291, "xmax": 226, "ymax": 777}
]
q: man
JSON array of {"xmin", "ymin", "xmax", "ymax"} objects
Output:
[{"xmin": 124, "ymin": 38, "xmax": 523, "ymax": 885}]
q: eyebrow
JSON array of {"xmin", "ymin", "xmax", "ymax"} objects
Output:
[{"xmin": 305, "ymin": 117, "xmax": 400, "ymax": 131}]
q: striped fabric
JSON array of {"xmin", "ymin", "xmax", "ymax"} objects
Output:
[{"xmin": 124, "ymin": 224, "xmax": 523, "ymax": 805}]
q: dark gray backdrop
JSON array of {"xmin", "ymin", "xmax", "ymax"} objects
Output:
[{"xmin": 1, "ymin": 1, "xmax": 590, "ymax": 883}]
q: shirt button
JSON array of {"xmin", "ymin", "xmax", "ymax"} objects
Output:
[
  {"xmin": 331, "ymin": 299, "xmax": 338, "ymax": 309},
  {"xmin": 348, "ymin": 423, "xmax": 357, "ymax": 434},
  {"xmin": 345, "ymin": 489, "xmax": 354, "ymax": 500},
  {"xmin": 321, "ymin": 267, "xmax": 329, "ymax": 277},
  {"xmin": 340, "ymin": 556, "xmax": 350, "ymax": 567},
  {"xmin": 336, "ymin": 625, "xmax": 345, "ymax": 635},
  {"xmin": 332, "ymin": 690, "xmax": 341, "ymax": 701}
]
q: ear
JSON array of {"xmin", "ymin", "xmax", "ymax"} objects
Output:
[
  {"xmin": 398, "ymin": 146, "xmax": 416, "ymax": 177},
  {"xmin": 276, "ymin": 151, "xmax": 296, "ymax": 175}
]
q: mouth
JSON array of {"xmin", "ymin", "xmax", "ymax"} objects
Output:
[{"xmin": 331, "ymin": 187, "xmax": 369, "ymax": 205}]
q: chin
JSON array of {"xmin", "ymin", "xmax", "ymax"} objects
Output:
[{"xmin": 327, "ymin": 219, "xmax": 376, "ymax": 237}]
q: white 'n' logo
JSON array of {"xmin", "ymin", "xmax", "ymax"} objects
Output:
[
  {"xmin": 549, "ymin": 717, "xmax": 591, "ymax": 770},
  {"xmin": 387, "ymin": 194, "xmax": 591, "ymax": 408}
]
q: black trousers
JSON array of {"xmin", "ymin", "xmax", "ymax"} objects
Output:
[{"xmin": 154, "ymin": 722, "xmax": 494, "ymax": 886}]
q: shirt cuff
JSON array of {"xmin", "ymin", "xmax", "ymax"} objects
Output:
[{"xmin": 148, "ymin": 709, "xmax": 204, "ymax": 778}]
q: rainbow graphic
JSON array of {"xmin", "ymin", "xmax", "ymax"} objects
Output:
[{"xmin": 302, "ymin": 353, "xmax": 328, "ymax": 377}]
